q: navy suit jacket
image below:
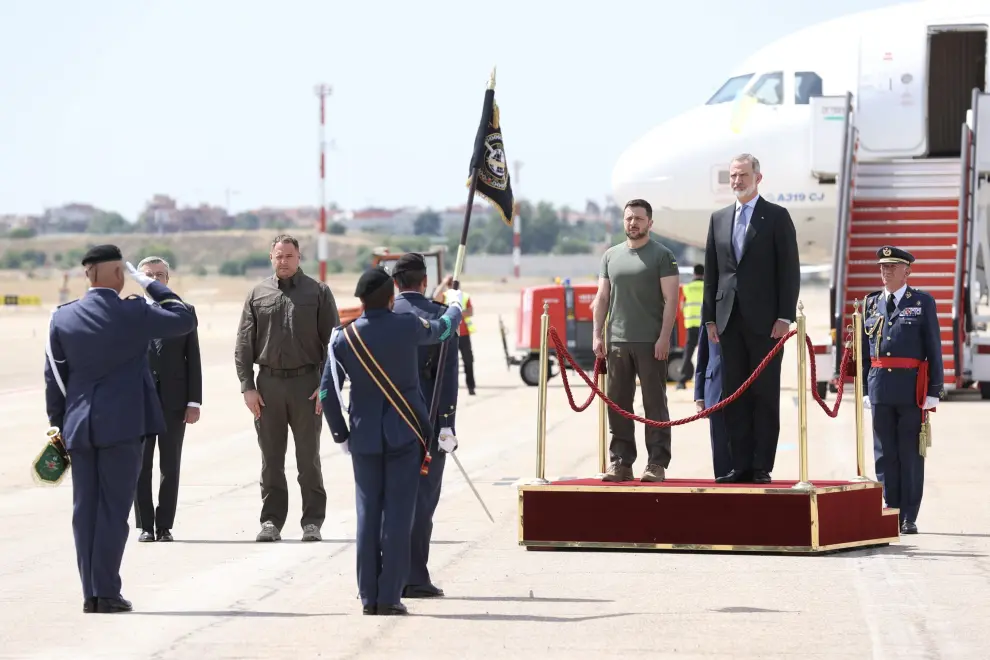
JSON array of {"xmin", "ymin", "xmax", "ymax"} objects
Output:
[
  {"xmin": 392, "ymin": 290, "xmax": 459, "ymax": 435},
  {"xmin": 320, "ymin": 304, "xmax": 462, "ymax": 455},
  {"xmin": 44, "ymin": 281, "xmax": 198, "ymax": 451},
  {"xmin": 694, "ymin": 334, "xmax": 723, "ymax": 409}
]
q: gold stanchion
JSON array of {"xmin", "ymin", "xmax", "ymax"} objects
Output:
[
  {"xmin": 850, "ymin": 300, "xmax": 872, "ymax": 482},
  {"xmin": 527, "ymin": 301, "xmax": 551, "ymax": 485},
  {"xmin": 792, "ymin": 301, "xmax": 813, "ymax": 491},
  {"xmin": 595, "ymin": 322, "xmax": 608, "ymax": 477}
]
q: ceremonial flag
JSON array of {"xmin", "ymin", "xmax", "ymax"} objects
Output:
[{"xmin": 467, "ymin": 84, "xmax": 514, "ymax": 226}]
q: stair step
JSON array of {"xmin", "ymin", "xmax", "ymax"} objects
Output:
[
  {"xmin": 853, "ymin": 188, "xmax": 960, "ymax": 201},
  {"xmin": 851, "ymin": 209, "xmax": 959, "ymax": 222},
  {"xmin": 857, "ymin": 158, "xmax": 961, "ymax": 174},
  {"xmin": 850, "ymin": 220, "xmax": 959, "ymax": 231},
  {"xmin": 849, "ymin": 234, "xmax": 958, "ymax": 248},
  {"xmin": 853, "ymin": 198, "xmax": 960, "ymax": 208}
]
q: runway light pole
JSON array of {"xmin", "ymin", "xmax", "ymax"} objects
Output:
[{"xmin": 315, "ymin": 83, "xmax": 332, "ymax": 282}]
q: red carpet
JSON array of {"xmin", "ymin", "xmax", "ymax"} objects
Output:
[{"xmin": 518, "ymin": 477, "xmax": 900, "ymax": 553}]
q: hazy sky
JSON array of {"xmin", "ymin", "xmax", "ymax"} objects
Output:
[{"xmin": 0, "ymin": 0, "xmax": 908, "ymax": 220}]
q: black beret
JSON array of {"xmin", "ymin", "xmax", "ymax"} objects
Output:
[
  {"xmin": 392, "ymin": 252, "xmax": 426, "ymax": 275},
  {"xmin": 354, "ymin": 266, "xmax": 393, "ymax": 299},
  {"xmin": 876, "ymin": 245, "xmax": 915, "ymax": 265},
  {"xmin": 81, "ymin": 244, "xmax": 123, "ymax": 266}
]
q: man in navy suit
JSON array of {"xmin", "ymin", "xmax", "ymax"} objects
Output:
[
  {"xmin": 391, "ymin": 253, "xmax": 459, "ymax": 599},
  {"xmin": 694, "ymin": 334, "xmax": 731, "ymax": 479},
  {"xmin": 44, "ymin": 245, "xmax": 197, "ymax": 614},
  {"xmin": 320, "ymin": 266, "xmax": 463, "ymax": 615}
]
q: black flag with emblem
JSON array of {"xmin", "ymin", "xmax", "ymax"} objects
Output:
[{"xmin": 467, "ymin": 88, "xmax": 514, "ymax": 226}]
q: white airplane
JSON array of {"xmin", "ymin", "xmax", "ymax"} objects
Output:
[{"xmin": 611, "ymin": 0, "xmax": 989, "ymax": 275}]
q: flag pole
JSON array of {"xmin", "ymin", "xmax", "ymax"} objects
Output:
[
  {"xmin": 428, "ymin": 66, "xmax": 495, "ymax": 422},
  {"xmin": 424, "ymin": 69, "xmax": 499, "ymax": 522}
]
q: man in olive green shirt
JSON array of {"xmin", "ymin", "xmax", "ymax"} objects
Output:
[
  {"xmin": 592, "ymin": 199, "xmax": 681, "ymax": 482},
  {"xmin": 235, "ymin": 234, "xmax": 339, "ymax": 542}
]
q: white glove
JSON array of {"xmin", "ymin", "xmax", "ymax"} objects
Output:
[
  {"xmin": 862, "ymin": 396, "xmax": 871, "ymax": 410},
  {"xmin": 438, "ymin": 427, "xmax": 458, "ymax": 453},
  {"xmin": 338, "ymin": 440, "xmax": 350, "ymax": 455},
  {"xmin": 445, "ymin": 290, "xmax": 464, "ymax": 310},
  {"xmin": 924, "ymin": 396, "xmax": 939, "ymax": 410},
  {"xmin": 126, "ymin": 262, "xmax": 155, "ymax": 289}
]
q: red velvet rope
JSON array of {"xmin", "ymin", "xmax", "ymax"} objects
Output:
[{"xmin": 548, "ymin": 326, "xmax": 854, "ymax": 427}]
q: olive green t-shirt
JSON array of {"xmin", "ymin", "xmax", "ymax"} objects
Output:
[{"xmin": 600, "ymin": 239, "xmax": 680, "ymax": 344}]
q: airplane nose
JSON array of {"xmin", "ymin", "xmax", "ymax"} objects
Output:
[
  {"xmin": 611, "ymin": 107, "xmax": 732, "ymax": 209},
  {"xmin": 611, "ymin": 125, "xmax": 675, "ymax": 205}
]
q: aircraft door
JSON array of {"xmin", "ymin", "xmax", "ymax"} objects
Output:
[{"xmin": 855, "ymin": 26, "xmax": 928, "ymax": 157}]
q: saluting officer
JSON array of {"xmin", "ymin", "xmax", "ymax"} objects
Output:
[
  {"xmin": 861, "ymin": 246, "xmax": 944, "ymax": 535},
  {"xmin": 391, "ymin": 253, "xmax": 459, "ymax": 599},
  {"xmin": 320, "ymin": 266, "xmax": 463, "ymax": 615},
  {"xmin": 44, "ymin": 245, "xmax": 197, "ymax": 613}
]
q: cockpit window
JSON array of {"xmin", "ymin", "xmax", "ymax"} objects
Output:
[
  {"xmin": 706, "ymin": 74, "xmax": 754, "ymax": 104},
  {"xmin": 747, "ymin": 72, "xmax": 783, "ymax": 105},
  {"xmin": 794, "ymin": 71, "xmax": 824, "ymax": 104}
]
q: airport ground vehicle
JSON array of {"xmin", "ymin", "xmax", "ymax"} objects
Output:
[
  {"xmin": 499, "ymin": 279, "xmax": 689, "ymax": 386},
  {"xmin": 337, "ymin": 247, "xmax": 446, "ymax": 324}
]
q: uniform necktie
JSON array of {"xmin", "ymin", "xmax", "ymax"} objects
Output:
[
  {"xmin": 733, "ymin": 205, "xmax": 749, "ymax": 260},
  {"xmin": 886, "ymin": 293, "xmax": 896, "ymax": 317}
]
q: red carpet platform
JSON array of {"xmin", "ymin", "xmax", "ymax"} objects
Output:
[{"xmin": 518, "ymin": 477, "xmax": 900, "ymax": 554}]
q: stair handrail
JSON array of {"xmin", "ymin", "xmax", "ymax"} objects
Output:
[
  {"xmin": 954, "ymin": 119, "xmax": 973, "ymax": 389},
  {"xmin": 830, "ymin": 91, "xmax": 856, "ymax": 367}
]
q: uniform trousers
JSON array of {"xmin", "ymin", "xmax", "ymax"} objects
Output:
[
  {"xmin": 872, "ymin": 404, "xmax": 925, "ymax": 523},
  {"xmin": 352, "ymin": 442, "xmax": 421, "ymax": 608},
  {"xmin": 255, "ymin": 368, "xmax": 327, "ymax": 530},
  {"xmin": 69, "ymin": 439, "xmax": 144, "ymax": 600},
  {"xmin": 606, "ymin": 342, "xmax": 672, "ymax": 468},
  {"xmin": 408, "ymin": 446, "xmax": 446, "ymax": 587}
]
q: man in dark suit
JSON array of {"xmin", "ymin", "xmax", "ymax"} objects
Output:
[
  {"xmin": 319, "ymin": 266, "xmax": 463, "ymax": 616},
  {"xmin": 44, "ymin": 245, "xmax": 197, "ymax": 614},
  {"xmin": 702, "ymin": 153, "xmax": 800, "ymax": 484},
  {"xmin": 133, "ymin": 256, "xmax": 203, "ymax": 543},
  {"xmin": 694, "ymin": 334, "xmax": 731, "ymax": 479},
  {"xmin": 391, "ymin": 253, "xmax": 459, "ymax": 599}
]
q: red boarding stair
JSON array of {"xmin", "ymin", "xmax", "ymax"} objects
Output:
[{"xmin": 838, "ymin": 157, "xmax": 961, "ymax": 389}]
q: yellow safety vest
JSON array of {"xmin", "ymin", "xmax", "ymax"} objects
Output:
[
  {"xmin": 682, "ymin": 279, "xmax": 703, "ymax": 329},
  {"xmin": 444, "ymin": 290, "xmax": 475, "ymax": 335}
]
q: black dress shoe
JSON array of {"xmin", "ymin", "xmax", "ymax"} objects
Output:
[
  {"xmin": 752, "ymin": 470, "xmax": 771, "ymax": 484},
  {"xmin": 96, "ymin": 597, "xmax": 133, "ymax": 613},
  {"xmin": 377, "ymin": 603, "xmax": 408, "ymax": 616},
  {"xmin": 138, "ymin": 530, "xmax": 155, "ymax": 542},
  {"xmin": 362, "ymin": 605, "xmax": 376, "ymax": 615},
  {"xmin": 402, "ymin": 584, "xmax": 444, "ymax": 598},
  {"xmin": 157, "ymin": 529, "xmax": 173, "ymax": 542},
  {"xmin": 83, "ymin": 597, "xmax": 98, "ymax": 613},
  {"xmin": 715, "ymin": 469, "xmax": 751, "ymax": 484},
  {"xmin": 901, "ymin": 521, "xmax": 918, "ymax": 534}
]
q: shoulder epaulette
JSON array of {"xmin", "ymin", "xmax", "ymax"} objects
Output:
[
  {"xmin": 125, "ymin": 294, "xmax": 142, "ymax": 300},
  {"xmin": 55, "ymin": 299, "xmax": 77, "ymax": 309}
]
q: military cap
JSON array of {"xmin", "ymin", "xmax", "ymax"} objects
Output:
[
  {"xmin": 392, "ymin": 252, "xmax": 427, "ymax": 275},
  {"xmin": 81, "ymin": 244, "xmax": 123, "ymax": 266},
  {"xmin": 876, "ymin": 245, "xmax": 915, "ymax": 265},
  {"xmin": 354, "ymin": 266, "xmax": 393, "ymax": 298}
]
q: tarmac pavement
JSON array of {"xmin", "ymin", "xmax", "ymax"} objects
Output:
[{"xmin": 0, "ymin": 284, "xmax": 988, "ymax": 659}]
